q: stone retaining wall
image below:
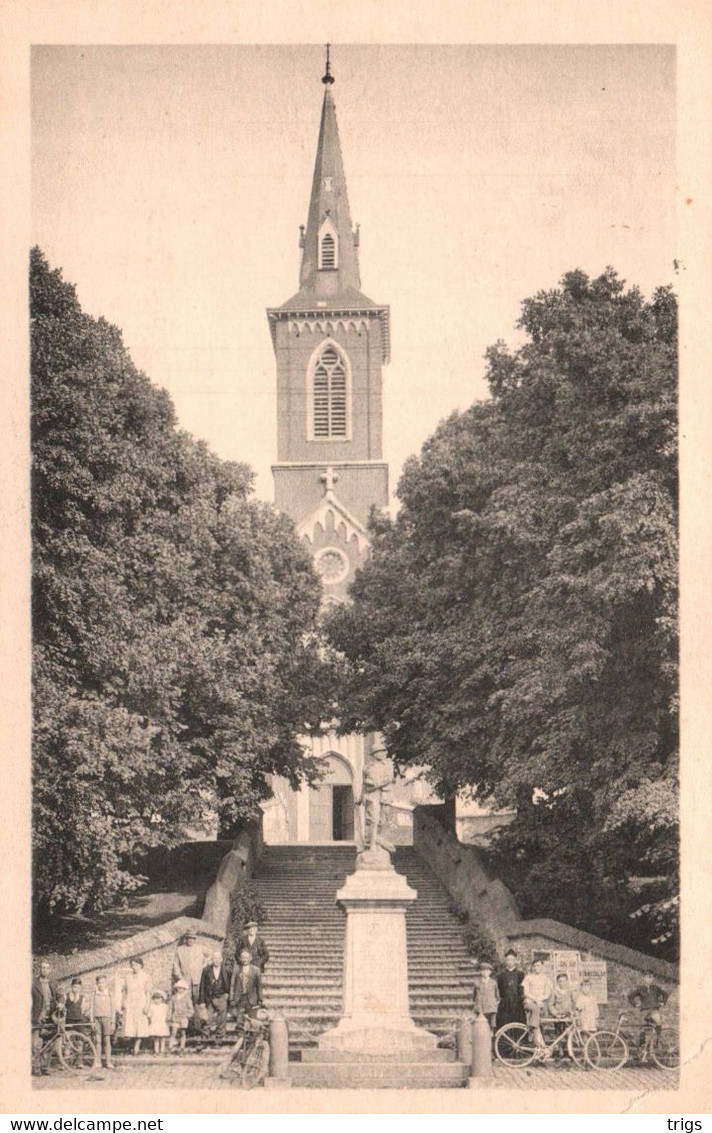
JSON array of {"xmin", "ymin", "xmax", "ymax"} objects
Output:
[
  {"xmin": 412, "ymin": 806, "xmax": 678, "ymax": 1012},
  {"xmin": 46, "ymin": 916, "xmax": 222, "ymax": 1000},
  {"xmin": 41, "ymin": 824, "xmax": 264, "ymax": 996},
  {"xmin": 413, "ymin": 808, "xmax": 520, "ymax": 937},
  {"xmin": 201, "ymin": 823, "xmax": 263, "ymax": 935}
]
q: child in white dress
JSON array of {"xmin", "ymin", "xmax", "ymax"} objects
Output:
[
  {"xmin": 147, "ymin": 990, "xmax": 170, "ymax": 1055},
  {"xmin": 169, "ymin": 980, "xmax": 194, "ymax": 1053},
  {"xmin": 574, "ymin": 979, "xmax": 600, "ymax": 1037}
]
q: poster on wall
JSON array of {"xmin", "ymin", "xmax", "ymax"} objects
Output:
[
  {"xmin": 525, "ymin": 949, "xmax": 608, "ymax": 1003},
  {"xmin": 552, "ymin": 950, "xmax": 581, "ymax": 983},
  {"xmin": 579, "ymin": 959, "xmax": 609, "ymax": 1003}
]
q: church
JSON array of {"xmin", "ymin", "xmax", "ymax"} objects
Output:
[{"xmin": 261, "ymin": 52, "xmax": 436, "ymax": 845}]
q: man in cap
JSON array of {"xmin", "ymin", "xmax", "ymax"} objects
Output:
[
  {"xmin": 473, "ymin": 962, "xmax": 500, "ymax": 1032},
  {"xmin": 237, "ymin": 921, "xmax": 269, "ymax": 972}
]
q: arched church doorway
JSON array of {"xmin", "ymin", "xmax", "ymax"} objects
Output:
[{"xmin": 309, "ymin": 753, "xmax": 355, "ymax": 841}]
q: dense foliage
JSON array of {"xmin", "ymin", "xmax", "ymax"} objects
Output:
[
  {"xmin": 32, "ymin": 248, "xmax": 329, "ymax": 918},
  {"xmin": 327, "ymin": 269, "xmax": 678, "ymax": 957}
]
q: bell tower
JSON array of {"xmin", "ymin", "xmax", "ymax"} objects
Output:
[
  {"xmin": 261, "ymin": 49, "xmax": 390, "ymax": 844},
  {"xmin": 267, "ymin": 47, "xmax": 390, "ymax": 604}
]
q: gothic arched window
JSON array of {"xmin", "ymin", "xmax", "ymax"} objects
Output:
[{"xmin": 308, "ymin": 342, "xmax": 351, "ymax": 440}]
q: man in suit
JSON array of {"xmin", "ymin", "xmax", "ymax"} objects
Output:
[
  {"xmin": 32, "ymin": 960, "xmax": 59, "ymax": 1074},
  {"xmin": 197, "ymin": 950, "xmax": 231, "ymax": 1040},
  {"xmin": 237, "ymin": 921, "xmax": 269, "ymax": 972},
  {"xmin": 229, "ymin": 948, "xmax": 263, "ymax": 1029}
]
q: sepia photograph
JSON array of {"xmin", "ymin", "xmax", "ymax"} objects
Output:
[{"xmin": 2, "ymin": 5, "xmax": 709, "ymax": 1116}]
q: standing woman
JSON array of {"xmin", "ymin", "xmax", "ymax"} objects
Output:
[
  {"xmin": 121, "ymin": 956, "xmax": 151, "ymax": 1055},
  {"xmin": 496, "ymin": 949, "xmax": 526, "ymax": 1031}
]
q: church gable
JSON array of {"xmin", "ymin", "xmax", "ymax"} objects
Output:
[{"xmin": 297, "ymin": 492, "xmax": 371, "ymax": 600}]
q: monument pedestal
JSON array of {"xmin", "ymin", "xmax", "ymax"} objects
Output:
[{"xmin": 318, "ymin": 855, "xmax": 436, "ymax": 1052}]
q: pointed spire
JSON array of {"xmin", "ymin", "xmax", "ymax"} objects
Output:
[
  {"xmin": 297, "ymin": 47, "xmax": 361, "ymax": 297},
  {"xmin": 322, "ymin": 43, "xmax": 334, "ymax": 86}
]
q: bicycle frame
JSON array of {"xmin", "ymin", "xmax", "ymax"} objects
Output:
[
  {"xmin": 538, "ymin": 1017, "xmax": 586, "ymax": 1059},
  {"xmin": 495, "ymin": 1015, "xmax": 588, "ymax": 1068},
  {"xmin": 608, "ymin": 1011, "xmax": 676, "ymax": 1068}
]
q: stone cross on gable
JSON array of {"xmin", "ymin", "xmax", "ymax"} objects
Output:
[{"xmin": 319, "ymin": 466, "xmax": 339, "ymax": 495}]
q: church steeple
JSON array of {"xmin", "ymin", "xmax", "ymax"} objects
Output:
[
  {"xmin": 298, "ymin": 49, "xmax": 361, "ymax": 298},
  {"xmin": 269, "ymin": 49, "xmax": 389, "ymax": 537}
]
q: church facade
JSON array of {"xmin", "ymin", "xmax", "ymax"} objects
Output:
[{"xmin": 261, "ymin": 59, "xmax": 400, "ymax": 844}]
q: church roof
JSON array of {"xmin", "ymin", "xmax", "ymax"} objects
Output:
[{"xmin": 276, "ymin": 285, "xmax": 381, "ymax": 313}]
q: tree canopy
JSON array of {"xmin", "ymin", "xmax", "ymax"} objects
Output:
[
  {"xmin": 327, "ymin": 269, "xmax": 678, "ymax": 956},
  {"xmin": 32, "ymin": 248, "xmax": 329, "ymax": 918}
]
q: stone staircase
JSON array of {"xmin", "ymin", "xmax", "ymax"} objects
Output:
[
  {"xmin": 395, "ymin": 847, "xmax": 475, "ymax": 1034},
  {"xmin": 256, "ymin": 843, "xmax": 357, "ymax": 1046},
  {"xmin": 252, "ymin": 842, "xmax": 473, "ymax": 1087}
]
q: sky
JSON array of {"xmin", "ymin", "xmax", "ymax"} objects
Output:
[{"xmin": 31, "ymin": 44, "xmax": 676, "ymax": 505}]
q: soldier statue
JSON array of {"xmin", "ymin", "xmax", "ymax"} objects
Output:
[{"xmin": 357, "ymin": 747, "xmax": 396, "ymax": 860}]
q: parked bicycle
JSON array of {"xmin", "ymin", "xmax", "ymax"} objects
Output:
[
  {"xmin": 584, "ymin": 1012, "xmax": 679, "ymax": 1071},
  {"xmin": 494, "ymin": 1014, "xmax": 590, "ymax": 1068},
  {"xmin": 32, "ymin": 1020, "xmax": 98, "ymax": 1075},
  {"xmin": 217, "ymin": 1010, "xmax": 271, "ymax": 1089}
]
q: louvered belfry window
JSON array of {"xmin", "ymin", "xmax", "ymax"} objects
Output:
[
  {"xmin": 320, "ymin": 232, "xmax": 336, "ymax": 269},
  {"xmin": 312, "ymin": 344, "xmax": 348, "ymax": 438}
]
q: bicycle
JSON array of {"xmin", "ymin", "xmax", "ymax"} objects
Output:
[
  {"xmin": 584, "ymin": 1012, "xmax": 679, "ymax": 1071},
  {"xmin": 494, "ymin": 1015, "xmax": 590, "ymax": 1068},
  {"xmin": 217, "ymin": 1010, "xmax": 271, "ymax": 1089},
  {"xmin": 32, "ymin": 1020, "xmax": 98, "ymax": 1075}
]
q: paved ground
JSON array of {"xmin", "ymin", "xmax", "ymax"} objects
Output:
[{"xmin": 33, "ymin": 1058, "xmax": 678, "ymax": 1093}]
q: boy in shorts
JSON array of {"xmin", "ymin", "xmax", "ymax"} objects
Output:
[{"xmin": 90, "ymin": 975, "xmax": 115, "ymax": 1069}]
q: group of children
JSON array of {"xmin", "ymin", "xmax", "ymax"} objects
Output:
[
  {"xmin": 49, "ymin": 968, "xmax": 198, "ymax": 1068},
  {"xmin": 43, "ymin": 921, "xmax": 270, "ymax": 1069},
  {"xmin": 472, "ymin": 955, "xmax": 600, "ymax": 1048},
  {"xmin": 474, "ymin": 954, "xmax": 670, "ymax": 1058}
]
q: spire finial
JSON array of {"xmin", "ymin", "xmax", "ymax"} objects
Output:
[{"xmin": 322, "ymin": 43, "xmax": 334, "ymax": 85}]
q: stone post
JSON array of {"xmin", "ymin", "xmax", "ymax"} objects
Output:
[
  {"xmin": 264, "ymin": 1012, "xmax": 291, "ymax": 1089},
  {"xmin": 468, "ymin": 1012, "xmax": 494, "ymax": 1088},
  {"xmin": 457, "ymin": 1015, "xmax": 473, "ymax": 1066}
]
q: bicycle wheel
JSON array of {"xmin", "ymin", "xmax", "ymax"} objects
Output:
[
  {"xmin": 60, "ymin": 1032, "xmax": 97, "ymax": 1070},
  {"xmin": 584, "ymin": 1031, "xmax": 628, "ymax": 1070},
  {"xmin": 494, "ymin": 1023, "xmax": 537, "ymax": 1067},
  {"xmin": 240, "ymin": 1038, "xmax": 269, "ymax": 1089},
  {"xmin": 651, "ymin": 1029, "xmax": 679, "ymax": 1070}
]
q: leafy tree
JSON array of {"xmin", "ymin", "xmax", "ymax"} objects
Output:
[
  {"xmin": 32, "ymin": 248, "xmax": 329, "ymax": 919},
  {"xmin": 327, "ymin": 269, "xmax": 678, "ymax": 957}
]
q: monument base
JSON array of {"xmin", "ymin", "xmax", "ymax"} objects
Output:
[
  {"xmin": 318, "ymin": 858, "xmax": 436, "ymax": 1055},
  {"xmin": 319, "ymin": 1015, "xmax": 435, "ymax": 1052}
]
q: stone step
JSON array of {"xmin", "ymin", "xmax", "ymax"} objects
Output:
[
  {"xmin": 260, "ymin": 923, "xmax": 345, "ymax": 930},
  {"xmin": 263, "ymin": 992, "xmax": 342, "ymax": 1002},
  {"xmin": 300, "ymin": 1047, "xmax": 457, "ymax": 1063},
  {"xmin": 264, "ymin": 975, "xmax": 343, "ymax": 983},
  {"xmin": 269, "ymin": 1019, "xmax": 342, "ymax": 1028},
  {"xmin": 410, "ymin": 998, "xmax": 474, "ymax": 1007},
  {"xmin": 289, "ymin": 1063, "xmax": 468, "ymax": 1089}
]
